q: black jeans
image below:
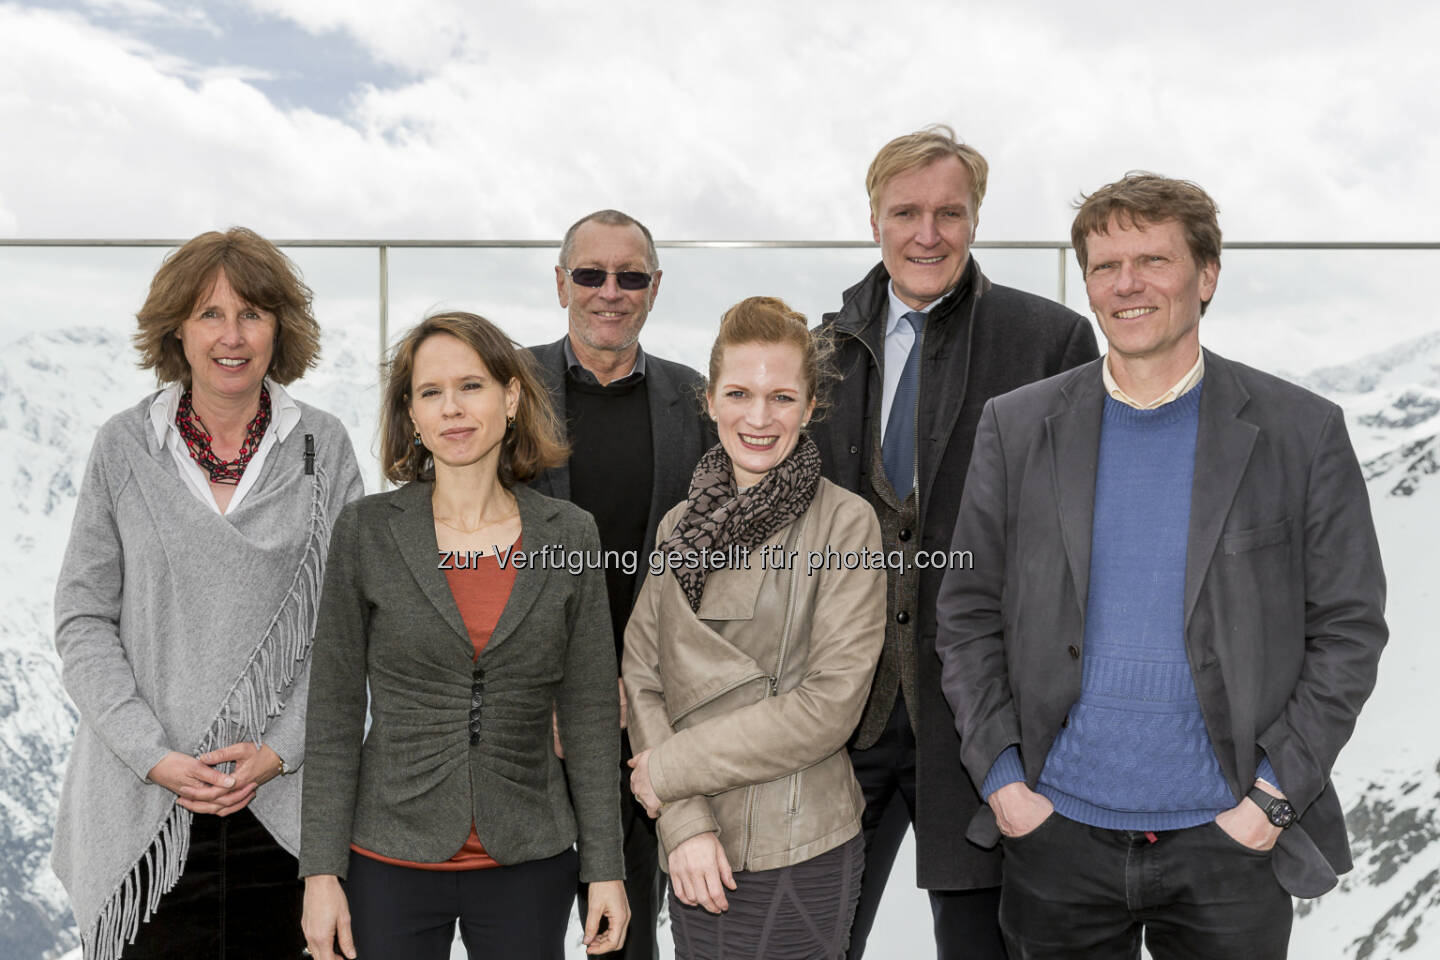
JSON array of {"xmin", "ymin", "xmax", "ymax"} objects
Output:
[
  {"xmin": 999, "ymin": 812, "xmax": 1292, "ymax": 959},
  {"xmin": 124, "ymin": 807, "xmax": 304, "ymax": 959},
  {"xmin": 345, "ymin": 847, "xmax": 578, "ymax": 959},
  {"xmin": 846, "ymin": 696, "xmax": 1006, "ymax": 960}
]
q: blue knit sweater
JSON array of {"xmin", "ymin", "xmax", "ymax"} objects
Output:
[{"xmin": 982, "ymin": 385, "xmax": 1271, "ymax": 829}]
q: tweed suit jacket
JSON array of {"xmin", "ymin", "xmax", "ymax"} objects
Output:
[
  {"xmin": 934, "ymin": 350, "xmax": 1388, "ymax": 898},
  {"xmin": 527, "ymin": 336, "xmax": 712, "ymax": 598},
  {"xmin": 299, "ymin": 481, "xmax": 623, "ymax": 882}
]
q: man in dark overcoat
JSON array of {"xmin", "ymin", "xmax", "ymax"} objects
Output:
[{"xmin": 807, "ymin": 126, "xmax": 1099, "ymax": 960}]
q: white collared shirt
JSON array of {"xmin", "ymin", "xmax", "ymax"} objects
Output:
[
  {"xmin": 1102, "ymin": 350, "xmax": 1206, "ymax": 410},
  {"xmin": 880, "ymin": 282, "xmax": 945, "ymax": 440},
  {"xmin": 149, "ymin": 378, "xmax": 301, "ymax": 515}
]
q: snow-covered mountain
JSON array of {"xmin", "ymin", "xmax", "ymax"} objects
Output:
[{"xmin": 1, "ymin": 324, "xmax": 1437, "ymax": 960}]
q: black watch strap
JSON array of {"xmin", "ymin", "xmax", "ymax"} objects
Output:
[{"xmin": 1246, "ymin": 785, "xmax": 1296, "ymax": 828}]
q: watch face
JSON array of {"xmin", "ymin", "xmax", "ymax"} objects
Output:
[{"xmin": 1270, "ymin": 800, "xmax": 1296, "ymax": 828}]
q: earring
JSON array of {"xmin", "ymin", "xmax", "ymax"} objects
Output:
[
  {"xmin": 412, "ymin": 430, "xmax": 422, "ymax": 447},
  {"xmin": 506, "ymin": 415, "xmax": 515, "ymax": 430}
]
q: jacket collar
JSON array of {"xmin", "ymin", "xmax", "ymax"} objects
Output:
[
  {"xmin": 386, "ymin": 480, "xmax": 562, "ymax": 656},
  {"xmin": 829, "ymin": 255, "xmax": 988, "ymax": 343}
]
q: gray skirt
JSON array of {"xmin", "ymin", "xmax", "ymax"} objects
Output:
[{"xmin": 668, "ymin": 833, "xmax": 865, "ymax": 960}]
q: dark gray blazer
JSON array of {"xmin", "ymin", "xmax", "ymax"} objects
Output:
[
  {"xmin": 299, "ymin": 481, "xmax": 622, "ymax": 882},
  {"xmin": 527, "ymin": 337, "xmax": 712, "ymax": 598},
  {"xmin": 934, "ymin": 350, "xmax": 1387, "ymax": 898}
]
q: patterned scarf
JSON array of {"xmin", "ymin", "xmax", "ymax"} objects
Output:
[
  {"xmin": 176, "ymin": 386, "xmax": 272, "ymax": 485},
  {"xmin": 658, "ymin": 433, "xmax": 822, "ymax": 611}
]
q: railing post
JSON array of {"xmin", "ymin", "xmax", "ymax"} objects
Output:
[
  {"xmin": 1058, "ymin": 246, "xmax": 1067, "ymax": 306},
  {"xmin": 378, "ymin": 243, "xmax": 390, "ymax": 491}
]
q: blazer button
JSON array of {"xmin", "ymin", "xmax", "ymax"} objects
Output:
[
  {"xmin": 1067, "ymin": 644, "xmax": 1080, "ymax": 659},
  {"xmin": 850, "ymin": 445, "xmax": 859, "ymax": 454},
  {"xmin": 895, "ymin": 611, "xmax": 910, "ymax": 624},
  {"xmin": 898, "ymin": 528, "xmax": 912, "ymax": 541}
]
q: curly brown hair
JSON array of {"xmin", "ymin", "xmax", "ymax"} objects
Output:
[
  {"xmin": 381, "ymin": 312, "xmax": 569, "ymax": 486},
  {"xmin": 132, "ymin": 227, "xmax": 320, "ymax": 385}
]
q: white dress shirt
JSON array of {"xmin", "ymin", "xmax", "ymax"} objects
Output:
[
  {"xmin": 880, "ymin": 282, "xmax": 947, "ymax": 441},
  {"xmin": 148, "ymin": 378, "xmax": 301, "ymax": 515}
]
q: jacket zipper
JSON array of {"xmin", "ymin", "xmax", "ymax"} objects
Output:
[
  {"xmin": 668, "ymin": 670, "xmax": 769, "ymax": 727},
  {"xmin": 742, "ymin": 518, "xmax": 806, "ymax": 865},
  {"xmin": 911, "ymin": 323, "xmax": 924, "ymax": 497}
]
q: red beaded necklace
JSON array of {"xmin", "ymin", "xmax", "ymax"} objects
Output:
[{"xmin": 176, "ymin": 386, "xmax": 272, "ymax": 485}]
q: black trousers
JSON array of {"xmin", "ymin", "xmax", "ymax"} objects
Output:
[
  {"xmin": 846, "ymin": 695, "xmax": 1006, "ymax": 960},
  {"xmin": 346, "ymin": 847, "xmax": 578, "ymax": 959},
  {"xmin": 124, "ymin": 807, "xmax": 304, "ymax": 959},
  {"xmin": 999, "ymin": 812, "xmax": 1292, "ymax": 959},
  {"xmin": 577, "ymin": 741, "xmax": 662, "ymax": 958}
]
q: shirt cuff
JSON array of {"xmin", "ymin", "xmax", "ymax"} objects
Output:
[
  {"xmin": 1255, "ymin": 755, "xmax": 1282, "ymax": 795},
  {"xmin": 980, "ymin": 745, "xmax": 1025, "ymax": 800}
]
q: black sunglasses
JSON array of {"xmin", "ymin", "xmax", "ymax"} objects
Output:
[{"xmin": 563, "ymin": 267, "xmax": 654, "ymax": 290}]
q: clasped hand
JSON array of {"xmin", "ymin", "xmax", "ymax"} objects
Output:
[{"xmin": 146, "ymin": 742, "xmax": 283, "ymax": 816}]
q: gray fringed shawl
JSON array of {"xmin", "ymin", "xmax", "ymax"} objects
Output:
[{"xmin": 51, "ymin": 395, "xmax": 361, "ymax": 960}]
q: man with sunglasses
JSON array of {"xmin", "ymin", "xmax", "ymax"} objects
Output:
[
  {"xmin": 807, "ymin": 127, "xmax": 1099, "ymax": 960},
  {"xmin": 530, "ymin": 209, "xmax": 712, "ymax": 959}
]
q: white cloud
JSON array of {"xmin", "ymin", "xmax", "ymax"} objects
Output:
[
  {"xmin": 83, "ymin": 0, "xmax": 218, "ymax": 33},
  {"xmin": 1, "ymin": 1, "xmax": 1438, "ymax": 242}
]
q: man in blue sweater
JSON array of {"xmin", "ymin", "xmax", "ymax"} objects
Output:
[{"xmin": 934, "ymin": 174, "xmax": 1387, "ymax": 958}]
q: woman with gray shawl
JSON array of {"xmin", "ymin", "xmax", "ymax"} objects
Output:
[{"xmin": 51, "ymin": 228, "xmax": 363, "ymax": 960}]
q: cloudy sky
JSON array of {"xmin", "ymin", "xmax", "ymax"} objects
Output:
[{"xmin": 2, "ymin": 0, "xmax": 1437, "ymax": 244}]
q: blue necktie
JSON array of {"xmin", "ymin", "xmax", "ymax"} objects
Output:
[{"xmin": 882, "ymin": 311, "xmax": 925, "ymax": 497}]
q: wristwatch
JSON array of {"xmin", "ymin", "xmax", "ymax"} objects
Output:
[{"xmin": 1247, "ymin": 785, "xmax": 1296, "ymax": 828}]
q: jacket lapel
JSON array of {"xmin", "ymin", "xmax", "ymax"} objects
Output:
[
  {"xmin": 1185, "ymin": 352, "xmax": 1258, "ymax": 626},
  {"xmin": 638, "ymin": 356, "xmax": 689, "ymax": 594},
  {"xmin": 918, "ymin": 257, "xmax": 984, "ymax": 514},
  {"xmin": 484, "ymin": 485, "xmax": 556, "ymax": 655},
  {"xmin": 388, "ymin": 481, "xmax": 470, "ymax": 650},
  {"xmin": 1049, "ymin": 364, "xmax": 1106, "ymax": 622},
  {"xmin": 529, "ymin": 338, "xmax": 571, "ymax": 501}
]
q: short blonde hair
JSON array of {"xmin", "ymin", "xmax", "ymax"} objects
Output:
[
  {"xmin": 133, "ymin": 227, "xmax": 320, "ymax": 386},
  {"xmin": 866, "ymin": 125, "xmax": 989, "ymax": 219}
]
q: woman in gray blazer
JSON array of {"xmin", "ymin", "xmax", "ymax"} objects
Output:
[{"xmin": 299, "ymin": 312, "xmax": 628, "ymax": 960}]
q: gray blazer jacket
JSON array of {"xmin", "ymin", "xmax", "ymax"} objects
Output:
[
  {"xmin": 527, "ymin": 337, "xmax": 713, "ymax": 598},
  {"xmin": 935, "ymin": 350, "xmax": 1387, "ymax": 898},
  {"xmin": 299, "ymin": 482, "xmax": 623, "ymax": 882}
]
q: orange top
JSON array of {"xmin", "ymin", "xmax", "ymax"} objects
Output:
[{"xmin": 352, "ymin": 538, "xmax": 519, "ymax": 871}]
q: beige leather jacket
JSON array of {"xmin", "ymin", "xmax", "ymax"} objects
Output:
[{"xmin": 623, "ymin": 477, "xmax": 885, "ymax": 872}]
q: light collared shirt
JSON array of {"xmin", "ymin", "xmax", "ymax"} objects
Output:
[
  {"xmin": 879, "ymin": 282, "xmax": 947, "ymax": 440},
  {"xmin": 1102, "ymin": 350, "xmax": 1205, "ymax": 410},
  {"xmin": 563, "ymin": 337, "xmax": 646, "ymax": 387},
  {"xmin": 149, "ymin": 378, "xmax": 301, "ymax": 515}
]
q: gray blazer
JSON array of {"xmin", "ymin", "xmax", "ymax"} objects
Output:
[
  {"xmin": 934, "ymin": 350, "xmax": 1387, "ymax": 898},
  {"xmin": 527, "ymin": 337, "xmax": 713, "ymax": 598},
  {"xmin": 299, "ymin": 481, "xmax": 623, "ymax": 882}
]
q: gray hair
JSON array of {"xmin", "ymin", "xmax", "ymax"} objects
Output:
[{"xmin": 558, "ymin": 209, "xmax": 659, "ymax": 273}]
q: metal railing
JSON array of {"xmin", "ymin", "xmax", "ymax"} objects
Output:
[{"xmin": 5, "ymin": 238, "xmax": 1438, "ymax": 401}]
